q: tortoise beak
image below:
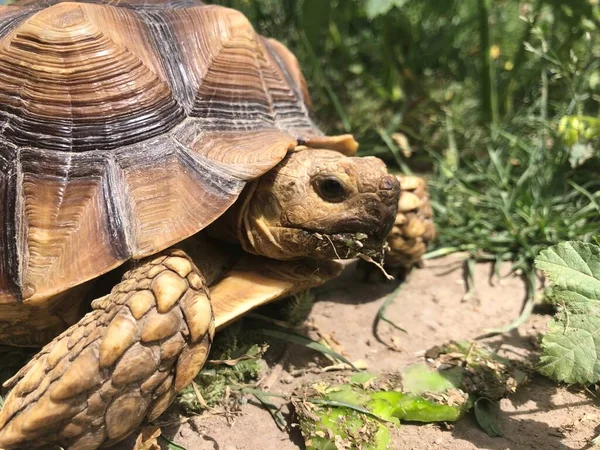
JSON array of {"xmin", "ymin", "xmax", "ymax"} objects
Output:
[{"xmin": 343, "ymin": 173, "xmax": 399, "ymax": 242}]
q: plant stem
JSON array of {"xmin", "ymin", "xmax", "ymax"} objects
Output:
[
  {"xmin": 503, "ymin": 0, "xmax": 542, "ymax": 116},
  {"xmin": 300, "ymin": 31, "xmax": 352, "ymax": 132},
  {"xmin": 477, "ymin": 0, "xmax": 498, "ymax": 126}
]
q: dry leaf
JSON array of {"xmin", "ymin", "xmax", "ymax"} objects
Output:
[{"xmin": 133, "ymin": 426, "xmax": 161, "ymax": 450}]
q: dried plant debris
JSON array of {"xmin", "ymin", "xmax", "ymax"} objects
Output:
[
  {"xmin": 132, "ymin": 426, "xmax": 162, "ymax": 450},
  {"xmin": 425, "ymin": 340, "xmax": 531, "ymax": 400},
  {"xmin": 178, "ymin": 337, "xmax": 267, "ymax": 414},
  {"xmin": 294, "ymin": 342, "xmax": 530, "ymax": 448},
  {"xmin": 294, "ymin": 368, "xmax": 471, "ymax": 450}
]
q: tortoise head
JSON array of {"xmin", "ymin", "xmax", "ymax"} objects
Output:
[{"xmin": 234, "ymin": 148, "xmax": 400, "ymax": 261}]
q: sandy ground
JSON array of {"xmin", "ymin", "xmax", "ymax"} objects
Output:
[{"xmin": 114, "ymin": 255, "xmax": 599, "ymax": 450}]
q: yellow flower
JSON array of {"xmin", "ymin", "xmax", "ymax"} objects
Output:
[{"xmin": 490, "ymin": 45, "xmax": 501, "ymax": 59}]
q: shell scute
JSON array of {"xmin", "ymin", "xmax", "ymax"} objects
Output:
[{"xmin": 0, "ymin": 0, "xmax": 320, "ymax": 305}]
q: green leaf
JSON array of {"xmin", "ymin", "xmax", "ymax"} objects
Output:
[
  {"xmin": 395, "ymin": 394, "xmax": 469, "ymax": 422},
  {"xmin": 535, "ymin": 242, "xmax": 600, "ymax": 384},
  {"xmin": 400, "ymin": 363, "xmax": 462, "ymax": 394},
  {"xmin": 538, "ymin": 311, "xmax": 600, "ymax": 384},
  {"xmin": 373, "ymin": 285, "xmax": 408, "ymax": 338},
  {"xmin": 251, "ymin": 390, "xmax": 288, "ymax": 430},
  {"xmin": 535, "ymin": 242, "xmax": 600, "ymax": 301},
  {"xmin": 309, "ymin": 397, "xmax": 394, "ymax": 423},
  {"xmin": 474, "ymin": 398, "xmax": 503, "ymax": 437},
  {"xmin": 365, "ymin": 0, "xmax": 408, "ymax": 19},
  {"xmin": 350, "ymin": 372, "xmax": 378, "ymax": 386}
]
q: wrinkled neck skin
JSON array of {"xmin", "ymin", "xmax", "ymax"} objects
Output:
[{"xmin": 217, "ymin": 148, "xmax": 400, "ymax": 262}]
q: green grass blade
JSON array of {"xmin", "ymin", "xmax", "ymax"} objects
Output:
[
  {"xmin": 259, "ymin": 328, "xmax": 357, "ymax": 370},
  {"xmin": 483, "ymin": 269, "xmax": 537, "ymax": 335},
  {"xmin": 159, "ymin": 437, "xmax": 187, "ymax": 450},
  {"xmin": 373, "ymin": 285, "xmax": 407, "ymax": 336},
  {"xmin": 251, "ymin": 391, "xmax": 288, "ymax": 430}
]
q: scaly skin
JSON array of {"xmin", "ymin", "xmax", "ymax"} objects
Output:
[
  {"xmin": 357, "ymin": 174, "xmax": 435, "ymax": 281},
  {"xmin": 0, "ymin": 249, "xmax": 214, "ymax": 449},
  {"xmin": 385, "ymin": 174, "xmax": 436, "ymax": 271},
  {"xmin": 216, "ymin": 147, "xmax": 400, "ymax": 261},
  {"xmin": 0, "ymin": 149, "xmax": 399, "ymax": 450}
]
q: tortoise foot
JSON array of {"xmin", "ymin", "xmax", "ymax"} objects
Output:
[
  {"xmin": 360, "ymin": 174, "xmax": 436, "ymax": 282},
  {"xmin": 0, "ymin": 249, "xmax": 214, "ymax": 450}
]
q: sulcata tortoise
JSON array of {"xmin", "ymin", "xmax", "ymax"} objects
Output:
[
  {"xmin": 0, "ymin": 1, "xmax": 430, "ymax": 448},
  {"xmin": 384, "ymin": 174, "xmax": 435, "ymax": 271}
]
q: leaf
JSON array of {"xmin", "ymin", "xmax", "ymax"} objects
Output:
[
  {"xmin": 395, "ymin": 393, "xmax": 469, "ymax": 422},
  {"xmin": 251, "ymin": 390, "xmax": 288, "ymax": 430},
  {"xmin": 400, "ymin": 363, "xmax": 462, "ymax": 394},
  {"xmin": 373, "ymin": 285, "xmax": 407, "ymax": 340},
  {"xmin": 484, "ymin": 269, "xmax": 537, "ymax": 335},
  {"xmin": 535, "ymin": 242, "xmax": 600, "ymax": 301},
  {"xmin": 535, "ymin": 242, "xmax": 600, "ymax": 384},
  {"xmin": 365, "ymin": 0, "xmax": 408, "ymax": 19},
  {"xmin": 133, "ymin": 426, "xmax": 161, "ymax": 450},
  {"xmin": 308, "ymin": 397, "xmax": 394, "ymax": 423},
  {"xmin": 537, "ymin": 311, "xmax": 600, "ymax": 384},
  {"xmin": 350, "ymin": 372, "xmax": 378, "ymax": 386},
  {"xmin": 474, "ymin": 398, "xmax": 503, "ymax": 437}
]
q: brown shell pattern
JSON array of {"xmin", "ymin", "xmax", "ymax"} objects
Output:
[{"xmin": 0, "ymin": 0, "xmax": 322, "ymax": 304}]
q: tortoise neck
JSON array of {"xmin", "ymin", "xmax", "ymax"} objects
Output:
[
  {"xmin": 210, "ymin": 178, "xmax": 300, "ymax": 260},
  {"xmin": 234, "ymin": 181, "xmax": 292, "ymax": 260},
  {"xmin": 207, "ymin": 180, "xmax": 278, "ymax": 257}
]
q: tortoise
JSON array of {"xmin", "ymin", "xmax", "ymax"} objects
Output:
[
  {"xmin": 383, "ymin": 174, "xmax": 435, "ymax": 271},
  {"xmin": 0, "ymin": 1, "xmax": 430, "ymax": 448}
]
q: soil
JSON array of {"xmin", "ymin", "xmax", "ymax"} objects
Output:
[{"xmin": 116, "ymin": 255, "xmax": 600, "ymax": 450}]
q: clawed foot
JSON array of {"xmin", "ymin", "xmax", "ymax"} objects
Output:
[{"xmin": 0, "ymin": 250, "xmax": 214, "ymax": 450}]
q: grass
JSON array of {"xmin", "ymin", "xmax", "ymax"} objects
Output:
[
  {"xmin": 207, "ymin": 0, "xmax": 600, "ymax": 269},
  {"xmin": 428, "ymin": 118, "xmax": 600, "ymax": 272},
  {"xmin": 202, "ymin": 1, "xmax": 600, "ymax": 336},
  {"xmin": 0, "ymin": 0, "xmax": 599, "ymax": 445}
]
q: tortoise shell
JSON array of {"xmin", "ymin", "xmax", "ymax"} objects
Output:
[{"xmin": 0, "ymin": 0, "xmax": 340, "ymax": 304}]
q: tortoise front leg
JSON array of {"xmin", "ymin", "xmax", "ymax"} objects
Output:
[{"xmin": 0, "ymin": 249, "xmax": 214, "ymax": 450}]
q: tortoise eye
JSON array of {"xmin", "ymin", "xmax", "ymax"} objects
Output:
[{"xmin": 314, "ymin": 177, "xmax": 348, "ymax": 202}]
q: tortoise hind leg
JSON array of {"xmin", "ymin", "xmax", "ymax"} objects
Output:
[{"xmin": 0, "ymin": 249, "xmax": 214, "ymax": 450}]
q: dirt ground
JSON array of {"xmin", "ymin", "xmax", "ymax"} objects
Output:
[{"xmin": 117, "ymin": 255, "xmax": 600, "ymax": 450}]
